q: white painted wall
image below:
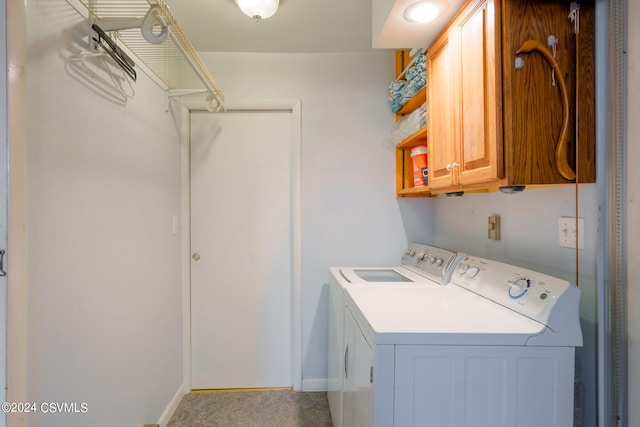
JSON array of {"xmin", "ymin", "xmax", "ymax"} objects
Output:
[
  {"xmin": 197, "ymin": 52, "xmax": 434, "ymax": 387},
  {"xmin": 20, "ymin": 1, "xmax": 184, "ymax": 425},
  {"xmin": 627, "ymin": 0, "xmax": 639, "ymax": 423}
]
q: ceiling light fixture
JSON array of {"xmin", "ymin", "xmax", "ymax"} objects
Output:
[
  {"xmin": 235, "ymin": 0, "xmax": 279, "ymax": 21},
  {"xmin": 403, "ymin": 0, "xmax": 449, "ymax": 24}
]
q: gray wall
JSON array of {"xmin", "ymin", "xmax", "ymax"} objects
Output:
[{"xmin": 21, "ymin": 1, "xmax": 184, "ymax": 425}]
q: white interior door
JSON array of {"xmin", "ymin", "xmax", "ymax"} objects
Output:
[{"xmin": 190, "ymin": 110, "xmax": 292, "ymax": 390}]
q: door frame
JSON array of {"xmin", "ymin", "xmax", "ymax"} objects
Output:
[
  {"xmin": 1, "ymin": 1, "xmax": 8, "ymax": 425},
  {"xmin": 6, "ymin": 1, "xmax": 29, "ymax": 425},
  {"xmin": 178, "ymin": 98, "xmax": 302, "ymax": 392}
]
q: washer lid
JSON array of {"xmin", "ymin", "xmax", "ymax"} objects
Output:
[
  {"xmin": 353, "ymin": 269, "xmax": 413, "ymax": 282},
  {"xmin": 337, "ymin": 267, "xmax": 440, "ymax": 286},
  {"xmin": 346, "ymin": 285, "xmax": 547, "ymax": 346}
]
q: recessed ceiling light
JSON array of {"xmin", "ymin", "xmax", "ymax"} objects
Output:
[{"xmin": 403, "ymin": 0, "xmax": 449, "ymax": 24}]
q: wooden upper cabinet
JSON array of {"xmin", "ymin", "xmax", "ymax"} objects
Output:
[
  {"xmin": 426, "ymin": 31, "xmax": 456, "ymax": 190},
  {"xmin": 501, "ymin": 0, "xmax": 595, "ymax": 186},
  {"xmin": 428, "ymin": 0, "xmax": 502, "ymax": 191},
  {"xmin": 425, "ymin": 0, "xmax": 595, "ymax": 194},
  {"xmin": 457, "ymin": 0, "xmax": 502, "ymax": 186}
]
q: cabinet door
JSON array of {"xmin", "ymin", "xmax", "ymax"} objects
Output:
[
  {"xmin": 343, "ymin": 308, "xmax": 373, "ymax": 427},
  {"xmin": 455, "ymin": 0, "xmax": 502, "ymax": 185},
  {"xmin": 427, "ymin": 30, "xmax": 458, "ymax": 189}
]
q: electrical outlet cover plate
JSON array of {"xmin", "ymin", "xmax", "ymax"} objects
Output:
[
  {"xmin": 488, "ymin": 215, "xmax": 500, "ymax": 240},
  {"xmin": 558, "ymin": 216, "xmax": 585, "ymax": 249}
]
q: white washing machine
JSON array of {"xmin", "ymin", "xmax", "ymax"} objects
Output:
[
  {"xmin": 328, "ymin": 243, "xmax": 462, "ymax": 427},
  {"xmin": 343, "ymin": 254, "xmax": 583, "ymax": 427}
]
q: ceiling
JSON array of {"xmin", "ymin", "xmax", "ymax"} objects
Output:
[
  {"xmin": 164, "ymin": 0, "xmax": 377, "ymax": 53},
  {"xmin": 163, "ymin": 0, "xmax": 465, "ymax": 54}
]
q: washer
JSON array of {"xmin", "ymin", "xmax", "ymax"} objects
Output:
[
  {"xmin": 342, "ymin": 254, "xmax": 583, "ymax": 426},
  {"xmin": 328, "ymin": 243, "xmax": 462, "ymax": 427}
]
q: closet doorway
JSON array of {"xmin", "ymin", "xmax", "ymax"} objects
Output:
[{"xmin": 189, "ymin": 107, "xmax": 298, "ymax": 390}]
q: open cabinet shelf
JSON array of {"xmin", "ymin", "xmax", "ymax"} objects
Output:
[
  {"xmin": 396, "ymin": 90, "xmax": 426, "ymax": 118},
  {"xmin": 396, "ymin": 126, "xmax": 430, "ymax": 197},
  {"xmin": 393, "ymin": 51, "xmax": 431, "ymax": 198},
  {"xmin": 395, "ymin": 133, "xmax": 430, "ymax": 198},
  {"xmin": 397, "ymin": 127, "xmax": 428, "ymax": 149}
]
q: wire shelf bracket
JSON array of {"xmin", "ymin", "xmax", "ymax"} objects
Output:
[{"xmin": 76, "ymin": 0, "xmax": 225, "ymax": 112}]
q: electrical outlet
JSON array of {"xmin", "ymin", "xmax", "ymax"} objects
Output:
[
  {"xmin": 559, "ymin": 217, "xmax": 585, "ymax": 249},
  {"xmin": 488, "ymin": 215, "xmax": 500, "ymax": 240}
]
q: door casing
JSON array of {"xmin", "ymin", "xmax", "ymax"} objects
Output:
[{"xmin": 177, "ymin": 99, "xmax": 302, "ymax": 392}]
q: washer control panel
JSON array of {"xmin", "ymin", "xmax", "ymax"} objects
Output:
[
  {"xmin": 401, "ymin": 243, "xmax": 461, "ymax": 285},
  {"xmin": 451, "ymin": 255, "xmax": 576, "ymax": 327}
]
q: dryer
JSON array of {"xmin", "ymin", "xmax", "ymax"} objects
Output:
[
  {"xmin": 328, "ymin": 243, "xmax": 462, "ymax": 427},
  {"xmin": 344, "ymin": 254, "xmax": 582, "ymax": 426}
]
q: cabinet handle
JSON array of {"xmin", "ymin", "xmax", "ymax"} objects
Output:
[
  {"xmin": 446, "ymin": 163, "xmax": 451, "ymax": 171},
  {"xmin": 451, "ymin": 162, "xmax": 458, "ymax": 170},
  {"xmin": 515, "ymin": 40, "xmax": 575, "ymax": 181}
]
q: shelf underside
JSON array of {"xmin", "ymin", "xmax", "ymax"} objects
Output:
[{"xmin": 77, "ymin": 0, "xmax": 224, "ymax": 101}]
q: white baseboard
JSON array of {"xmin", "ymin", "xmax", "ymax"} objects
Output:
[
  {"xmin": 158, "ymin": 384, "xmax": 188, "ymax": 427},
  {"xmin": 302, "ymin": 378, "xmax": 328, "ymax": 392}
]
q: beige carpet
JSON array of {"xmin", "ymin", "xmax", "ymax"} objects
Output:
[{"xmin": 167, "ymin": 389, "xmax": 333, "ymax": 427}]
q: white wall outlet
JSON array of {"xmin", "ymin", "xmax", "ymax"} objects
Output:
[{"xmin": 559, "ymin": 217, "xmax": 585, "ymax": 249}]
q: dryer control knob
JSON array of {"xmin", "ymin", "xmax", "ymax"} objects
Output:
[
  {"xmin": 435, "ymin": 258, "xmax": 444, "ymax": 266},
  {"xmin": 416, "ymin": 252, "xmax": 425, "ymax": 260},
  {"xmin": 465, "ymin": 266, "xmax": 480, "ymax": 278},
  {"xmin": 458, "ymin": 263, "xmax": 468, "ymax": 274},
  {"xmin": 508, "ymin": 278, "xmax": 530, "ymax": 299},
  {"xmin": 429, "ymin": 256, "xmax": 437, "ymax": 264}
]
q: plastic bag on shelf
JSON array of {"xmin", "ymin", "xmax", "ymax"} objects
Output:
[{"xmin": 390, "ymin": 102, "xmax": 427, "ymax": 144}]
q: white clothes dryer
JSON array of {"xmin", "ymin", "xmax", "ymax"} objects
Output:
[
  {"xmin": 328, "ymin": 243, "xmax": 462, "ymax": 427},
  {"xmin": 342, "ymin": 254, "xmax": 582, "ymax": 427}
]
